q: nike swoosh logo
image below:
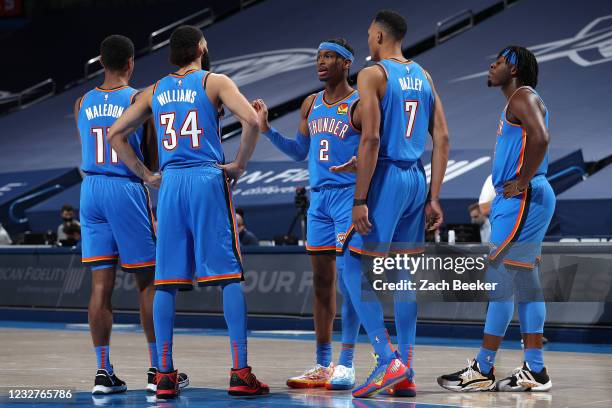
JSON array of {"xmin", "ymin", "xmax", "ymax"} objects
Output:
[{"xmin": 313, "ymin": 104, "xmax": 322, "ymax": 109}]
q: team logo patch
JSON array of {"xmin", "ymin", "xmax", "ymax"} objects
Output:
[
  {"xmin": 337, "ymin": 232, "xmax": 346, "ymax": 246},
  {"xmin": 337, "ymin": 103, "xmax": 348, "ymax": 115}
]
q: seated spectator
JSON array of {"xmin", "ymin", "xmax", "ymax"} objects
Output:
[
  {"xmin": 468, "ymin": 202, "xmax": 491, "ymax": 243},
  {"xmin": 57, "ymin": 204, "xmax": 80, "ymax": 242},
  {"xmin": 236, "ymin": 211, "xmax": 259, "ymax": 246},
  {"xmin": 61, "ymin": 222, "xmax": 81, "ymax": 248}
]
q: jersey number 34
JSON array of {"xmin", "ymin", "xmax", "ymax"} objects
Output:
[{"xmin": 159, "ymin": 110, "xmax": 203, "ymax": 151}]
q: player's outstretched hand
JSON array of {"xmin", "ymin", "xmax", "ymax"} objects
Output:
[
  {"xmin": 144, "ymin": 172, "xmax": 161, "ymax": 189},
  {"xmin": 352, "ymin": 204, "xmax": 372, "ymax": 235},
  {"xmin": 425, "ymin": 200, "xmax": 444, "ymax": 231},
  {"xmin": 330, "ymin": 156, "xmax": 357, "ymax": 173},
  {"xmin": 219, "ymin": 162, "xmax": 245, "ymax": 188},
  {"xmin": 251, "ymin": 99, "xmax": 270, "ymax": 132}
]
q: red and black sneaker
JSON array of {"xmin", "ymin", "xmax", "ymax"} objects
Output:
[
  {"xmin": 155, "ymin": 370, "xmax": 179, "ymax": 399},
  {"xmin": 228, "ymin": 366, "xmax": 270, "ymax": 396}
]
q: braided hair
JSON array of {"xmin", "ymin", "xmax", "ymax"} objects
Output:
[{"xmin": 498, "ymin": 45, "xmax": 539, "ymax": 88}]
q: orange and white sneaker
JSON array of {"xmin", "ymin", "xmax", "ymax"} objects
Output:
[{"xmin": 286, "ymin": 363, "xmax": 334, "ymax": 389}]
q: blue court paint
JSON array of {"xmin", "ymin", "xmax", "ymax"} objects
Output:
[{"xmin": 0, "ymin": 388, "xmax": 462, "ymax": 407}]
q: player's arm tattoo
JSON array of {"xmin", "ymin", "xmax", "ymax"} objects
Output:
[{"xmin": 132, "ymin": 160, "xmax": 149, "ymax": 180}]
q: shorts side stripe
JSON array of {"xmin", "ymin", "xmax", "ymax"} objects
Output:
[
  {"xmin": 489, "ymin": 187, "xmax": 531, "ymax": 262},
  {"xmin": 143, "ymin": 184, "xmax": 157, "ymax": 239},
  {"xmin": 221, "ymin": 174, "xmax": 243, "ymax": 268}
]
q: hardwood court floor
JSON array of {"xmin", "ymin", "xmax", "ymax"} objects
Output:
[{"xmin": 0, "ymin": 324, "xmax": 611, "ymax": 407}]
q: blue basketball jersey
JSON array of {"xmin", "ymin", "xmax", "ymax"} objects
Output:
[
  {"xmin": 151, "ymin": 69, "xmax": 223, "ymax": 170},
  {"xmin": 78, "ymin": 86, "xmax": 144, "ymax": 177},
  {"xmin": 492, "ymin": 87, "xmax": 549, "ymax": 188},
  {"xmin": 377, "ymin": 59, "xmax": 434, "ymax": 163},
  {"xmin": 306, "ymin": 90, "xmax": 360, "ymax": 188}
]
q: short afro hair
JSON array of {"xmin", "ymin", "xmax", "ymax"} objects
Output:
[
  {"xmin": 61, "ymin": 204, "xmax": 75, "ymax": 213},
  {"xmin": 498, "ymin": 45, "xmax": 539, "ymax": 88},
  {"xmin": 169, "ymin": 25, "xmax": 204, "ymax": 67},
  {"xmin": 374, "ymin": 10, "xmax": 407, "ymax": 42},
  {"xmin": 100, "ymin": 35, "xmax": 134, "ymax": 71}
]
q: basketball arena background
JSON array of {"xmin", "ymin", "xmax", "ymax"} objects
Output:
[{"xmin": 0, "ymin": 0, "xmax": 611, "ymax": 407}]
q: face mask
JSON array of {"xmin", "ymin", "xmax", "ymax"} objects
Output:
[
  {"xmin": 471, "ymin": 217, "xmax": 485, "ymax": 226},
  {"xmin": 63, "ymin": 217, "xmax": 74, "ymax": 223}
]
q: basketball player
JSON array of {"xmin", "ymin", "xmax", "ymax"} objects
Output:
[
  {"xmin": 75, "ymin": 35, "xmax": 187, "ymax": 394},
  {"xmin": 438, "ymin": 46, "xmax": 554, "ymax": 392},
  {"xmin": 252, "ymin": 38, "xmax": 362, "ymax": 390},
  {"xmin": 337, "ymin": 10, "xmax": 449, "ymax": 398},
  {"xmin": 108, "ymin": 25, "xmax": 268, "ymax": 399}
]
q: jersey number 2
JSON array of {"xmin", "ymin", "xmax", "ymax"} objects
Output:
[
  {"xmin": 91, "ymin": 127, "xmax": 118, "ymax": 164},
  {"xmin": 319, "ymin": 139, "xmax": 329, "ymax": 161},
  {"xmin": 160, "ymin": 110, "xmax": 203, "ymax": 151},
  {"xmin": 404, "ymin": 100, "xmax": 419, "ymax": 138}
]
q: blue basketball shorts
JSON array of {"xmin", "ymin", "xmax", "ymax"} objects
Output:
[
  {"xmin": 306, "ymin": 184, "xmax": 354, "ymax": 255},
  {"xmin": 347, "ymin": 161, "xmax": 427, "ymax": 257},
  {"xmin": 488, "ymin": 175, "xmax": 556, "ymax": 269},
  {"xmin": 154, "ymin": 164, "xmax": 242, "ymax": 290},
  {"xmin": 80, "ymin": 175, "xmax": 156, "ymax": 272}
]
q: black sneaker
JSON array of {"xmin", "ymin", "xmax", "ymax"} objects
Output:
[
  {"xmin": 92, "ymin": 368, "xmax": 127, "ymax": 395},
  {"xmin": 156, "ymin": 370, "xmax": 179, "ymax": 399},
  {"xmin": 437, "ymin": 359, "xmax": 495, "ymax": 392},
  {"xmin": 496, "ymin": 362, "xmax": 552, "ymax": 391},
  {"xmin": 147, "ymin": 367, "xmax": 190, "ymax": 393},
  {"xmin": 228, "ymin": 366, "xmax": 270, "ymax": 396}
]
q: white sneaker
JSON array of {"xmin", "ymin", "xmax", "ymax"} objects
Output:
[{"xmin": 326, "ymin": 364, "xmax": 356, "ymax": 390}]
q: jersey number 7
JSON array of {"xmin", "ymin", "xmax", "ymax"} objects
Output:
[
  {"xmin": 404, "ymin": 100, "xmax": 419, "ymax": 138},
  {"xmin": 159, "ymin": 110, "xmax": 203, "ymax": 151}
]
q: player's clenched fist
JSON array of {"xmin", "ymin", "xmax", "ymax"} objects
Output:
[
  {"xmin": 144, "ymin": 172, "xmax": 161, "ymax": 189},
  {"xmin": 251, "ymin": 99, "xmax": 270, "ymax": 132}
]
